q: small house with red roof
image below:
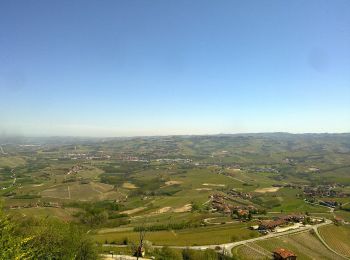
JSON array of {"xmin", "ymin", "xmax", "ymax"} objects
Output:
[{"xmin": 273, "ymin": 248, "xmax": 297, "ymax": 260}]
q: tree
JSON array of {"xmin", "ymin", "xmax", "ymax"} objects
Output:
[
  {"xmin": 191, "ymin": 201, "xmax": 200, "ymax": 212},
  {"xmin": 248, "ymin": 213, "xmax": 252, "ymax": 220},
  {"xmin": 75, "ymin": 237, "xmax": 99, "ymax": 260},
  {"xmin": 26, "ymin": 218, "xmax": 99, "ymax": 259},
  {"xmin": 134, "ymin": 220, "xmax": 147, "ymax": 259},
  {"xmin": 182, "ymin": 248, "xmax": 197, "ymax": 260},
  {"xmin": 0, "ymin": 205, "xmax": 34, "ymax": 259},
  {"xmin": 79, "ymin": 207, "xmax": 109, "ymax": 227},
  {"xmin": 156, "ymin": 246, "xmax": 182, "ymax": 260},
  {"xmin": 1, "ymin": 203, "xmax": 99, "ymax": 259},
  {"xmin": 182, "ymin": 248, "xmax": 225, "ymax": 260}
]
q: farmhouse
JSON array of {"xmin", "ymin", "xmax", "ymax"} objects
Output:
[
  {"xmin": 259, "ymin": 219, "xmax": 287, "ymax": 231},
  {"xmin": 273, "ymin": 248, "xmax": 297, "ymax": 260},
  {"xmin": 228, "ymin": 189, "xmax": 252, "ymax": 199},
  {"xmin": 282, "ymin": 214, "xmax": 304, "ymax": 222},
  {"xmin": 250, "ymin": 225, "xmax": 259, "ymax": 230},
  {"xmin": 320, "ymin": 200, "xmax": 338, "ymax": 208},
  {"xmin": 210, "ymin": 194, "xmax": 231, "ymax": 214},
  {"xmin": 334, "ymin": 216, "xmax": 344, "ymax": 225},
  {"xmin": 213, "ymin": 203, "xmax": 231, "ymax": 214},
  {"xmin": 237, "ymin": 209, "xmax": 249, "ymax": 217}
]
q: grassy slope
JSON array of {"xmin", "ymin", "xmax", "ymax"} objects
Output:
[{"xmin": 94, "ymin": 222, "xmax": 258, "ymax": 246}]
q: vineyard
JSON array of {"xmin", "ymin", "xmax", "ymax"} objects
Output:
[
  {"xmin": 234, "ymin": 230, "xmax": 344, "ymax": 260},
  {"xmin": 319, "ymin": 225, "xmax": 350, "ymax": 257},
  {"xmin": 234, "ymin": 243, "xmax": 272, "ymax": 260}
]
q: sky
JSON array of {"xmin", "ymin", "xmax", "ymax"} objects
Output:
[{"xmin": 0, "ymin": 0, "xmax": 350, "ymax": 137}]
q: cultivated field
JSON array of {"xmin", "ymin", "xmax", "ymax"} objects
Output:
[
  {"xmin": 94, "ymin": 222, "xmax": 258, "ymax": 246},
  {"xmin": 255, "ymin": 230, "xmax": 343, "ymax": 260},
  {"xmin": 319, "ymin": 225, "xmax": 350, "ymax": 257}
]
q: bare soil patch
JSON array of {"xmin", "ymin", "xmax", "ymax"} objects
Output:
[
  {"xmin": 173, "ymin": 204, "xmax": 192, "ymax": 213},
  {"xmin": 164, "ymin": 180, "xmax": 183, "ymax": 186},
  {"xmin": 150, "ymin": 204, "xmax": 192, "ymax": 215},
  {"xmin": 120, "ymin": 207, "xmax": 146, "ymax": 215},
  {"xmin": 202, "ymin": 183, "xmax": 225, "ymax": 187},
  {"xmin": 155, "ymin": 207, "xmax": 172, "ymax": 214},
  {"xmin": 122, "ymin": 182, "xmax": 138, "ymax": 189},
  {"xmin": 254, "ymin": 187, "xmax": 280, "ymax": 193}
]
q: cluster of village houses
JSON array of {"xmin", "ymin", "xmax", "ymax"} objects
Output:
[
  {"xmin": 210, "ymin": 193, "xmax": 260, "ymax": 218},
  {"xmin": 64, "ymin": 152, "xmax": 111, "ymax": 160},
  {"xmin": 227, "ymin": 189, "xmax": 253, "ymax": 199},
  {"xmin": 66, "ymin": 165, "xmax": 84, "ymax": 175},
  {"xmin": 302, "ymin": 184, "xmax": 349, "ymax": 198},
  {"xmin": 301, "ymin": 184, "xmax": 349, "ymax": 210},
  {"xmin": 251, "ymin": 214, "xmax": 312, "ymax": 233},
  {"xmin": 271, "ymin": 183, "xmax": 349, "ymax": 199},
  {"xmin": 209, "ymin": 191, "xmax": 330, "ymax": 236}
]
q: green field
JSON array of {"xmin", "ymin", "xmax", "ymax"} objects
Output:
[
  {"xmin": 319, "ymin": 225, "xmax": 350, "ymax": 257},
  {"xmin": 94, "ymin": 222, "xmax": 258, "ymax": 246}
]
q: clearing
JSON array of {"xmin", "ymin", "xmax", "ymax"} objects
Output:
[
  {"xmin": 122, "ymin": 182, "xmax": 138, "ymax": 189},
  {"xmin": 254, "ymin": 187, "xmax": 280, "ymax": 193},
  {"xmin": 202, "ymin": 183, "xmax": 225, "ymax": 187}
]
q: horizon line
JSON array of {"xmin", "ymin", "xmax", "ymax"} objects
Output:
[{"xmin": 1, "ymin": 131, "xmax": 350, "ymax": 140}]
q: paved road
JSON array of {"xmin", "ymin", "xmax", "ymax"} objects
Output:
[{"xmin": 203, "ymin": 217, "xmax": 237, "ymax": 225}]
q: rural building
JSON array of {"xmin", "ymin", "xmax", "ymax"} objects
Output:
[
  {"xmin": 334, "ymin": 216, "xmax": 344, "ymax": 225},
  {"xmin": 237, "ymin": 209, "xmax": 249, "ymax": 217},
  {"xmin": 273, "ymin": 248, "xmax": 297, "ymax": 260},
  {"xmin": 259, "ymin": 219, "xmax": 287, "ymax": 231},
  {"xmin": 250, "ymin": 225, "xmax": 259, "ymax": 230},
  {"xmin": 282, "ymin": 214, "xmax": 304, "ymax": 222}
]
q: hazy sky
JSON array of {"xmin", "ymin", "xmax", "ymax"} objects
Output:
[{"xmin": 1, "ymin": 0, "xmax": 350, "ymax": 137}]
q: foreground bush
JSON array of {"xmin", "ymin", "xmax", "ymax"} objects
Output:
[{"xmin": 0, "ymin": 206, "xmax": 99, "ymax": 260}]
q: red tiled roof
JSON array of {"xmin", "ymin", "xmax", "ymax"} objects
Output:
[
  {"xmin": 274, "ymin": 248, "xmax": 296, "ymax": 258},
  {"xmin": 260, "ymin": 219, "xmax": 286, "ymax": 229}
]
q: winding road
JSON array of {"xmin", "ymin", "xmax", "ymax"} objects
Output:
[{"xmin": 0, "ymin": 145, "xmax": 7, "ymax": 155}]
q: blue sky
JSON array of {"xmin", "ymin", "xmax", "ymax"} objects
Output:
[{"xmin": 1, "ymin": 0, "xmax": 350, "ymax": 136}]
